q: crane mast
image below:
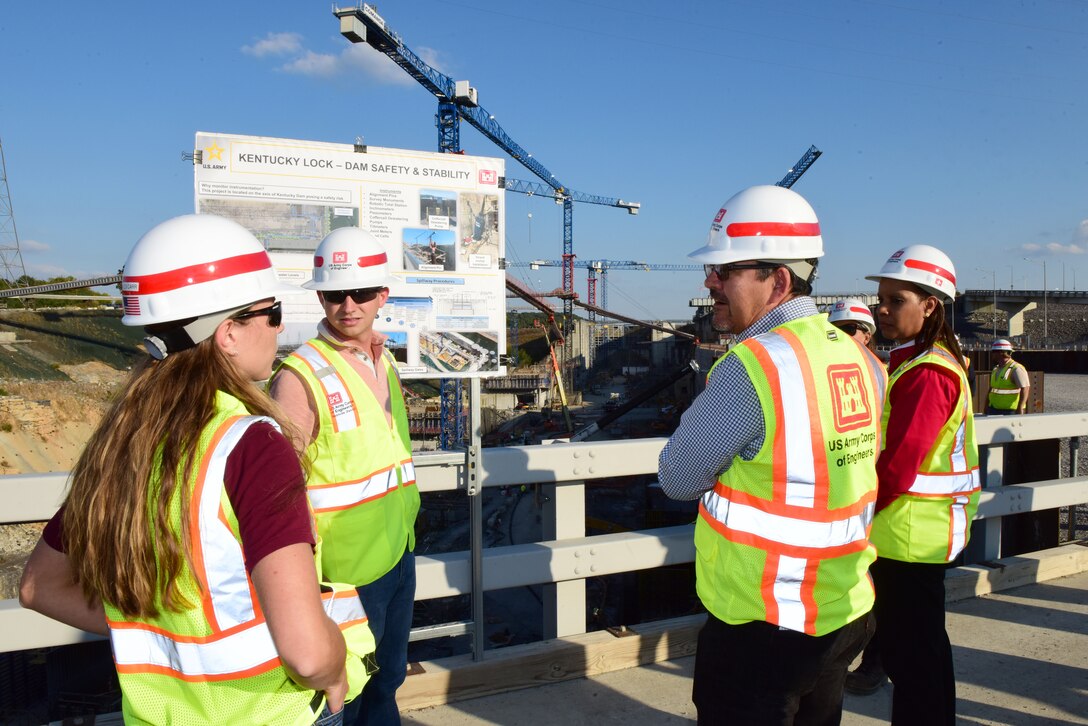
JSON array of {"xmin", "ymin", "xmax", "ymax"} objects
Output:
[
  {"xmin": 333, "ymin": 4, "xmax": 637, "ymax": 356},
  {"xmin": 334, "ymin": 3, "xmax": 638, "ymax": 448}
]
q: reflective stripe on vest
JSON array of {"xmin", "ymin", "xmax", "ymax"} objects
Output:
[
  {"xmin": 108, "ymin": 413, "xmax": 368, "ymax": 682},
  {"xmin": 874, "ymin": 344, "xmax": 980, "ymax": 562},
  {"xmin": 308, "ymin": 459, "xmax": 416, "ymax": 512},
  {"xmin": 289, "ymin": 342, "xmax": 361, "ymax": 433},
  {"xmin": 277, "ymin": 337, "xmax": 419, "ymax": 585},
  {"xmin": 111, "ymin": 588, "xmax": 365, "ymax": 682},
  {"xmin": 989, "ymin": 360, "xmax": 1024, "ymax": 409},
  {"xmin": 191, "ymin": 416, "xmax": 262, "ymax": 631},
  {"xmin": 697, "ymin": 320, "xmax": 880, "ymax": 634},
  {"xmin": 701, "ymin": 488, "xmax": 873, "ymax": 555}
]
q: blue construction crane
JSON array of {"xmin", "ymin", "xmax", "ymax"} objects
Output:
[
  {"xmin": 333, "ymin": 3, "xmax": 638, "ymax": 449},
  {"xmin": 332, "ymin": 4, "xmax": 637, "ymax": 347},
  {"xmin": 776, "ymin": 145, "xmax": 822, "ymax": 189}
]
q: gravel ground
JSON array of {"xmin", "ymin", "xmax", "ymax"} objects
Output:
[{"xmin": 1043, "ymin": 374, "xmax": 1088, "ymax": 542}]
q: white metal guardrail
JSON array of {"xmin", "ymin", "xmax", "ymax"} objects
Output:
[{"xmin": 1, "ymin": 412, "xmax": 1085, "ymax": 654}]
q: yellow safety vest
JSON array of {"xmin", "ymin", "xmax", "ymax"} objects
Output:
[
  {"xmin": 104, "ymin": 392, "xmax": 374, "ymax": 726},
  {"xmin": 276, "ymin": 339, "xmax": 419, "ymax": 586},
  {"xmin": 988, "ymin": 359, "xmax": 1026, "ymax": 411},
  {"xmin": 872, "ymin": 345, "xmax": 981, "ymax": 563},
  {"xmin": 694, "ymin": 315, "xmax": 886, "ymax": 635}
]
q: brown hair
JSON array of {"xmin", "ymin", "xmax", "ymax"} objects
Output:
[
  {"xmin": 62, "ymin": 326, "xmax": 306, "ymax": 618},
  {"xmin": 911, "ymin": 286, "xmax": 966, "ymax": 369}
]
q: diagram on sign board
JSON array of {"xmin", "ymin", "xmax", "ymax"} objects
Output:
[{"xmin": 193, "ymin": 131, "xmax": 506, "ymax": 378}]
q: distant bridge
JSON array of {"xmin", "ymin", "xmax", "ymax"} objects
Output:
[{"xmin": 807, "ymin": 290, "xmax": 1088, "ymax": 338}]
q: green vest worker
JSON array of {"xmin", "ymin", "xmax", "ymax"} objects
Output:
[
  {"xmin": 271, "ymin": 227, "xmax": 419, "ymax": 726},
  {"xmin": 659, "ymin": 185, "xmax": 887, "ymax": 724},
  {"xmin": 866, "ymin": 244, "xmax": 981, "ymax": 725},
  {"xmin": 987, "ymin": 339, "xmax": 1030, "ymax": 414},
  {"xmin": 20, "ymin": 215, "xmax": 372, "ymax": 725}
]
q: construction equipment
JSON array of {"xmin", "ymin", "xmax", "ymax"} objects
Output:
[
  {"xmin": 776, "ymin": 145, "xmax": 822, "ymax": 189},
  {"xmin": 569, "ymin": 360, "xmax": 700, "ymax": 442},
  {"xmin": 509, "ymin": 258, "xmax": 701, "ymax": 354},
  {"xmin": 333, "ymin": 4, "xmax": 638, "ymax": 448},
  {"xmin": 534, "ymin": 318, "xmax": 574, "ymax": 433}
]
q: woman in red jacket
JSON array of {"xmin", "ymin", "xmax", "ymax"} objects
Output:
[{"xmin": 865, "ymin": 244, "xmax": 980, "ymax": 725}]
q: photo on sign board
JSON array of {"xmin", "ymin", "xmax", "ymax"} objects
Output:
[
  {"xmin": 419, "ymin": 189, "xmax": 457, "ymax": 229},
  {"xmin": 199, "ymin": 198, "xmax": 359, "ymax": 253},
  {"xmin": 458, "ymin": 193, "xmax": 500, "ymax": 269},
  {"xmin": 402, "ymin": 228, "xmax": 456, "ymax": 272},
  {"xmin": 419, "ymin": 330, "xmax": 500, "ymax": 373}
]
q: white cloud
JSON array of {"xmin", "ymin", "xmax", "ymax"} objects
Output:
[
  {"xmin": 1046, "ymin": 242, "xmax": 1085, "ymax": 255},
  {"xmin": 1074, "ymin": 219, "xmax": 1088, "ymax": 245},
  {"xmin": 1017, "ymin": 221, "xmax": 1087, "ymax": 255},
  {"xmin": 19, "ymin": 239, "xmax": 49, "ymax": 253},
  {"xmin": 24, "ymin": 261, "xmax": 73, "ymax": 278},
  {"xmin": 242, "ymin": 32, "xmax": 302, "ymax": 58},
  {"xmin": 256, "ymin": 31, "xmax": 444, "ymax": 87},
  {"xmin": 280, "ymin": 50, "xmax": 341, "ymax": 77}
]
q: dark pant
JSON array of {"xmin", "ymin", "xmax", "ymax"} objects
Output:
[
  {"xmin": 870, "ymin": 557, "xmax": 956, "ymax": 725},
  {"xmin": 343, "ymin": 550, "xmax": 416, "ymax": 726},
  {"xmin": 856, "ymin": 612, "xmax": 880, "ymax": 670},
  {"xmin": 692, "ymin": 612, "xmax": 869, "ymax": 725}
]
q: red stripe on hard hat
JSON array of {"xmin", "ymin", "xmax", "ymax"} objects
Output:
[
  {"xmin": 357, "ymin": 252, "xmax": 387, "ymax": 268},
  {"xmin": 904, "ymin": 258, "xmax": 956, "ymax": 286},
  {"xmin": 725, "ymin": 222, "xmax": 821, "ymax": 238},
  {"xmin": 124, "ymin": 251, "xmax": 271, "ymax": 295},
  {"xmin": 849, "ymin": 306, "xmax": 870, "ymax": 316}
]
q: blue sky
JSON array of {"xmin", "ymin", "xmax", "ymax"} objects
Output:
[{"xmin": 2, "ymin": 0, "xmax": 1085, "ymax": 320}]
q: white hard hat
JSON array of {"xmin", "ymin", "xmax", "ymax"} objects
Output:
[
  {"xmin": 304, "ymin": 227, "xmax": 392, "ymax": 291},
  {"xmin": 122, "ymin": 214, "xmax": 300, "ymax": 327},
  {"xmin": 866, "ymin": 244, "xmax": 957, "ymax": 303},
  {"xmin": 828, "ymin": 298, "xmax": 876, "ymax": 334},
  {"xmin": 688, "ymin": 185, "xmax": 824, "ymax": 266},
  {"xmin": 992, "ymin": 339, "xmax": 1014, "ymax": 352}
]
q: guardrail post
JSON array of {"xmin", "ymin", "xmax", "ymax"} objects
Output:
[
  {"xmin": 468, "ymin": 378, "xmax": 485, "ymax": 660},
  {"xmin": 978, "ymin": 444, "xmax": 1004, "ymax": 560},
  {"xmin": 542, "ymin": 479, "xmax": 586, "ymax": 638},
  {"xmin": 1069, "ymin": 437, "xmax": 1081, "ymax": 541}
]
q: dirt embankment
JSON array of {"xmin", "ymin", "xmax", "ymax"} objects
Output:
[{"xmin": 0, "ymin": 361, "xmax": 127, "ymax": 599}]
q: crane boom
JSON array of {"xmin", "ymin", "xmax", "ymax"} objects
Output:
[
  {"xmin": 333, "ymin": 3, "xmax": 638, "ymax": 377},
  {"xmin": 502, "ymin": 178, "xmax": 639, "ymax": 214},
  {"xmin": 776, "ymin": 145, "xmax": 822, "ymax": 189}
]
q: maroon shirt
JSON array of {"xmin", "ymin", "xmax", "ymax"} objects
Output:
[{"xmin": 44, "ymin": 423, "xmax": 314, "ymax": 574}]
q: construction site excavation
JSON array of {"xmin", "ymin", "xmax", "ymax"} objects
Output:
[{"xmin": 2, "ymin": 1, "xmax": 1088, "ymax": 724}]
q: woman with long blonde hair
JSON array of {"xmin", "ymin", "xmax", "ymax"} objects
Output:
[{"xmin": 21, "ymin": 215, "xmax": 369, "ymax": 725}]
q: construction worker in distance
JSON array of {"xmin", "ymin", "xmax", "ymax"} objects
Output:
[
  {"xmin": 20, "ymin": 215, "xmax": 373, "ymax": 725},
  {"xmin": 271, "ymin": 227, "xmax": 419, "ymax": 726},
  {"xmin": 987, "ymin": 339, "xmax": 1030, "ymax": 415},
  {"xmin": 829, "ymin": 297, "xmax": 877, "ymax": 350},
  {"xmin": 867, "ymin": 244, "xmax": 981, "ymax": 725},
  {"xmin": 658, "ymin": 185, "xmax": 887, "ymax": 724}
]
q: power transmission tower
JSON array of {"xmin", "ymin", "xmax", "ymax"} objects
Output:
[{"xmin": 0, "ymin": 137, "xmax": 29, "ymax": 293}]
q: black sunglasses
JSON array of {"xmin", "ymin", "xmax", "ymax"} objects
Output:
[
  {"xmin": 703, "ymin": 262, "xmax": 781, "ymax": 280},
  {"xmin": 232, "ymin": 301, "xmax": 282, "ymax": 327},
  {"xmin": 836, "ymin": 322, "xmax": 862, "ymax": 336},
  {"xmin": 322, "ymin": 288, "xmax": 384, "ymax": 305}
]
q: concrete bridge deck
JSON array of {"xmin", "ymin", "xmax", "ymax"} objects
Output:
[{"xmin": 399, "ymin": 569, "xmax": 1088, "ymax": 726}]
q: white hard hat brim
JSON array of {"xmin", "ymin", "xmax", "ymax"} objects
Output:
[
  {"xmin": 688, "ymin": 244, "xmax": 824, "ymax": 265},
  {"xmin": 865, "ymin": 272, "xmax": 955, "ymax": 303},
  {"xmin": 301, "ymin": 276, "xmax": 394, "ymax": 291}
]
